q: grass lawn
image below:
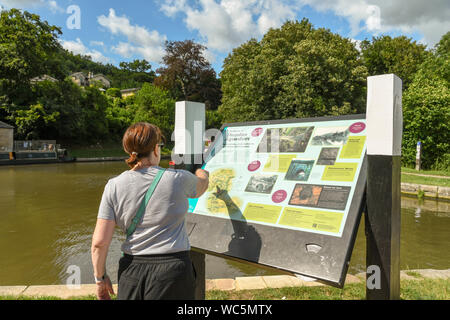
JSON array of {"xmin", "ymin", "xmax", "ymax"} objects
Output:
[
  {"xmin": 400, "ymin": 167, "xmax": 449, "ymax": 187},
  {"xmin": 207, "ymin": 278, "xmax": 449, "ymax": 300},
  {"xmin": 1, "ymin": 278, "xmax": 448, "ymax": 300},
  {"xmin": 401, "ymin": 167, "xmax": 449, "ymax": 177},
  {"xmin": 401, "ymin": 173, "xmax": 450, "ymax": 187}
]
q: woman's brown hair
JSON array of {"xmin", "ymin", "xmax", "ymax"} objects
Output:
[{"xmin": 122, "ymin": 122, "xmax": 164, "ymax": 169}]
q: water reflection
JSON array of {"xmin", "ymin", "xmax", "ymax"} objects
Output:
[{"xmin": 0, "ymin": 161, "xmax": 449, "ymax": 285}]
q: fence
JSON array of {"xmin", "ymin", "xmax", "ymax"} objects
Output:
[{"xmin": 14, "ymin": 140, "xmax": 59, "ymax": 152}]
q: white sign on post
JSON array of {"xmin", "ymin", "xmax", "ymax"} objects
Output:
[
  {"xmin": 366, "ymin": 74, "xmax": 403, "ymax": 156},
  {"xmin": 174, "ymin": 101, "xmax": 205, "ymax": 157}
]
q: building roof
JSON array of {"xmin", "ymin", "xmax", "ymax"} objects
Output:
[
  {"xmin": 70, "ymin": 72, "xmax": 87, "ymax": 78},
  {"xmin": 30, "ymin": 75, "xmax": 58, "ymax": 83},
  {"xmin": 91, "ymin": 74, "xmax": 110, "ymax": 82},
  {"xmin": 0, "ymin": 120, "xmax": 14, "ymax": 129}
]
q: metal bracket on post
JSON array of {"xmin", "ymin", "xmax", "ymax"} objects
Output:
[
  {"xmin": 366, "ymin": 74, "xmax": 402, "ymax": 300},
  {"xmin": 174, "ymin": 100, "xmax": 206, "ymax": 300}
]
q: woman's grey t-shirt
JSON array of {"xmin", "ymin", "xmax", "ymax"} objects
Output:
[{"xmin": 97, "ymin": 166, "xmax": 198, "ymax": 255}]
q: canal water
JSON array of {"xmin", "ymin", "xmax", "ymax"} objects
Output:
[{"xmin": 0, "ymin": 161, "xmax": 449, "ymax": 286}]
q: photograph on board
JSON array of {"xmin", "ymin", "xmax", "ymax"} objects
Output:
[
  {"xmin": 284, "ymin": 159, "xmax": 315, "ymax": 181},
  {"xmin": 245, "ymin": 174, "xmax": 278, "ymax": 194},
  {"xmin": 289, "ymin": 184, "xmax": 323, "ymax": 206},
  {"xmin": 316, "ymin": 147, "xmax": 340, "ymax": 165},
  {"xmin": 311, "ymin": 126, "xmax": 350, "ymax": 146},
  {"xmin": 257, "ymin": 126, "xmax": 314, "ymax": 153},
  {"xmin": 289, "ymin": 184, "xmax": 351, "ymax": 210}
]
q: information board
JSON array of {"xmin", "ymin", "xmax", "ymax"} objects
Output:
[{"xmin": 186, "ymin": 114, "xmax": 367, "ymax": 286}]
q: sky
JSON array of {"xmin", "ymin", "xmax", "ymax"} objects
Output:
[{"xmin": 0, "ymin": 0, "xmax": 449, "ymax": 73}]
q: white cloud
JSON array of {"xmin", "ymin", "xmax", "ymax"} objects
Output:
[
  {"xmin": 0, "ymin": 0, "xmax": 64, "ymax": 13},
  {"xmin": 299, "ymin": 0, "xmax": 450, "ymax": 46},
  {"xmin": 60, "ymin": 38, "xmax": 110, "ymax": 64},
  {"xmin": 160, "ymin": 0, "xmax": 187, "ymax": 18},
  {"xmin": 160, "ymin": 0, "xmax": 296, "ymax": 52},
  {"xmin": 47, "ymin": 0, "xmax": 63, "ymax": 13},
  {"xmin": 0, "ymin": 0, "xmax": 44, "ymax": 8},
  {"xmin": 90, "ymin": 41, "xmax": 105, "ymax": 48},
  {"xmin": 160, "ymin": 0, "xmax": 449, "ymax": 51},
  {"xmin": 202, "ymin": 47, "xmax": 216, "ymax": 64},
  {"xmin": 97, "ymin": 8, "xmax": 167, "ymax": 63}
]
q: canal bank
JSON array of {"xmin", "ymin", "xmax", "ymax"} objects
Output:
[
  {"xmin": 75, "ymin": 155, "xmax": 172, "ymax": 162},
  {"xmin": 0, "ymin": 269, "xmax": 448, "ymax": 299},
  {"xmin": 401, "ymin": 182, "xmax": 450, "ymax": 201}
]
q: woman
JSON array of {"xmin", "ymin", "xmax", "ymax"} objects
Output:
[{"xmin": 91, "ymin": 122, "xmax": 209, "ymax": 300}]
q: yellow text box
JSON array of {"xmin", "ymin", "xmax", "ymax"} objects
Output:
[
  {"xmin": 243, "ymin": 203, "xmax": 283, "ymax": 224},
  {"xmin": 279, "ymin": 207, "xmax": 344, "ymax": 233},
  {"xmin": 322, "ymin": 162, "xmax": 358, "ymax": 182},
  {"xmin": 263, "ymin": 154, "xmax": 297, "ymax": 172},
  {"xmin": 340, "ymin": 136, "xmax": 366, "ymax": 159}
]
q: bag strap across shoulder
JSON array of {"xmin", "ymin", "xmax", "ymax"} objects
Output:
[{"xmin": 126, "ymin": 168, "xmax": 166, "ymax": 238}]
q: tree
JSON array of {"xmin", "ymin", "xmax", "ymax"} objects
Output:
[
  {"xmin": 105, "ymin": 96, "xmax": 136, "ymax": 138},
  {"xmin": 402, "ymin": 33, "xmax": 449, "ymax": 170},
  {"xmin": 360, "ymin": 35, "xmax": 430, "ymax": 89},
  {"xmin": 106, "ymin": 88, "xmax": 122, "ymax": 98},
  {"xmin": 5, "ymin": 103, "xmax": 59, "ymax": 140},
  {"xmin": 117, "ymin": 59, "xmax": 155, "ymax": 88},
  {"xmin": 119, "ymin": 59, "xmax": 152, "ymax": 73},
  {"xmin": 32, "ymin": 79, "xmax": 86, "ymax": 141},
  {"xmin": 0, "ymin": 9, "xmax": 62, "ymax": 104},
  {"xmin": 155, "ymin": 40, "xmax": 222, "ymax": 110},
  {"xmin": 433, "ymin": 31, "xmax": 450, "ymax": 84},
  {"xmin": 219, "ymin": 19, "xmax": 367, "ymax": 123},
  {"xmin": 133, "ymin": 83, "xmax": 175, "ymax": 140}
]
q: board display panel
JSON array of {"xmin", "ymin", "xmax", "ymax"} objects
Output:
[{"xmin": 186, "ymin": 114, "xmax": 367, "ymax": 286}]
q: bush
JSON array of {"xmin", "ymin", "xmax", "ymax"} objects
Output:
[{"xmin": 401, "ymin": 35, "xmax": 449, "ymax": 170}]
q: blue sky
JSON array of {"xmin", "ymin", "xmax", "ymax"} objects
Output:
[{"xmin": 0, "ymin": 0, "xmax": 448, "ymax": 74}]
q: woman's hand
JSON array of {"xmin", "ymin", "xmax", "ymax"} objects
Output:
[
  {"xmin": 96, "ymin": 275, "xmax": 115, "ymax": 300},
  {"xmin": 91, "ymin": 219, "xmax": 116, "ymax": 300}
]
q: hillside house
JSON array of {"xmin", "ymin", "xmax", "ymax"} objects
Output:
[
  {"xmin": 70, "ymin": 72, "xmax": 111, "ymax": 88},
  {"xmin": 30, "ymin": 75, "xmax": 58, "ymax": 84}
]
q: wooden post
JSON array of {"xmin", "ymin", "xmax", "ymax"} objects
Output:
[{"xmin": 366, "ymin": 74, "xmax": 402, "ymax": 300}]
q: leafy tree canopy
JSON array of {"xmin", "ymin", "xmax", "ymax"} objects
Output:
[
  {"xmin": 219, "ymin": 19, "xmax": 368, "ymax": 122},
  {"xmin": 155, "ymin": 40, "xmax": 222, "ymax": 110},
  {"xmin": 134, "ymin": 83, "xmax": 175, "ymax": 140},
  {"xmin": 0, "ymin": 9, "xmax": 62, "ymax": 104},
  {"xmin": 360, "ymin": 35, "xmax": 430, "ymax": 89},
  {"xmin": 402, "ymin": 32, "xmax": 449, "ymax": 170}
]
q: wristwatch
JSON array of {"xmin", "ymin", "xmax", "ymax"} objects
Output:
[{"xmin": 94, "ymin": 272, "xmax": 107, "ymax": 284}]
